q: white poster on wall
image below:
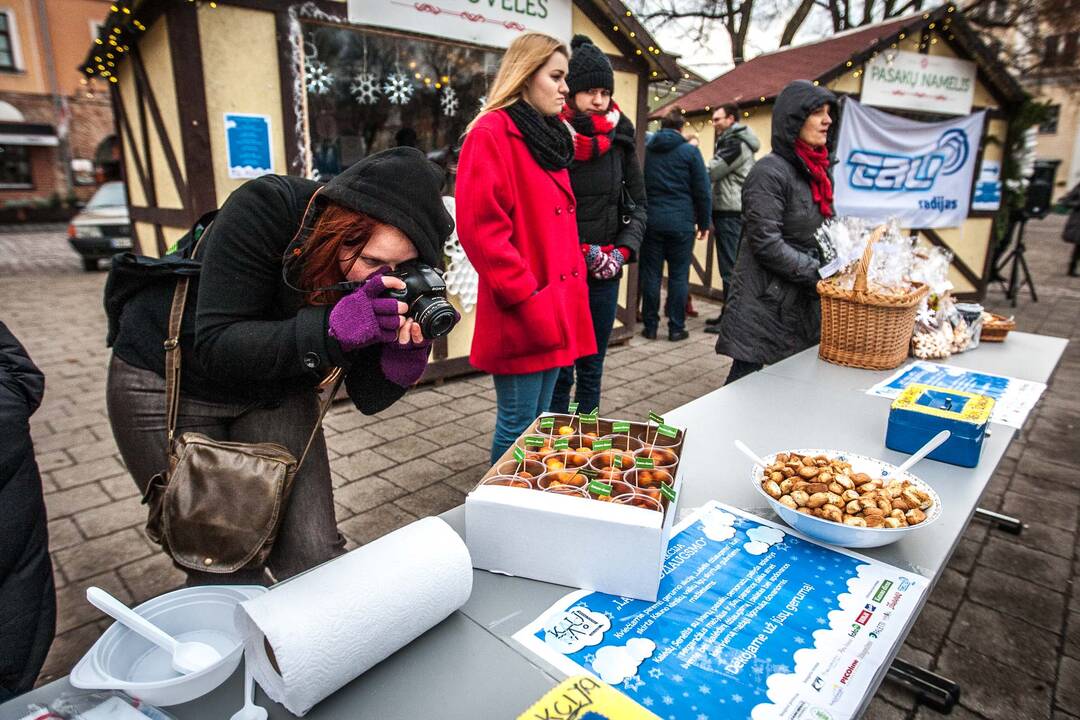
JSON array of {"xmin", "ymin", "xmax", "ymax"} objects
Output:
[
  {"xmin": 862, "ymin": 50, "xmax": 976, "ymax": 117},
  {"xmin": 834, "ymin": 99, "xmax": 986, "ymax": 228},
  {"xmin": 347, "ymin": 0, "xmax": 572, "ymax": 49}
]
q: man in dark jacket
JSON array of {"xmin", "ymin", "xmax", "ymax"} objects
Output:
[
  {"xmin": 705, "ymin": 103, "xmax": 760, "ymax": 324},
  {"xmin": 714, "ymin": 80, "xmax": 837, "ymax": 382},
  {"xmin": 640, "ymin": 114, "xmax": 712, "ymax": 341},
  {"xmin": 0, "ymin": 322, "xmax": 56, "ymax": 700}
]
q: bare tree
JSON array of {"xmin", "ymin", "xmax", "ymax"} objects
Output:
[
  {"xmin": 634, "ymin": 0, "xmax": 755, "ymax": 64},
  {"xmin": 634, "ymin": 0, "xmax": 927, "ymax": 67}
]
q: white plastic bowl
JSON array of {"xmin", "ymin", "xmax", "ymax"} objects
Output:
[
  {"xmin": 71, "ymin": 584, "xmax": 266, "ymax": 706},
  {"xmin": 750, "ymin": 448, "xmax": 942, "ymax": 549}
]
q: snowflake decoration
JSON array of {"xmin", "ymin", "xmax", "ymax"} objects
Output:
[
  {"xmin": 648, "ymin": 667, "xmax": 664, "ymax": 680},
  {"xmin": 642, "ymin": 697, "xmax": 655, "ymax": 707},
  {"xmin": 731, "ymin": 694, "xmax": 744, "ymax": 704},
  {"xmin": 698, "ymin": 685, "xmax": 711, "ymax": 695},
  {"xmin": 305, "ymin": 59, "xmax": 334, "ymax": 95},
  {"xmin": 383, "ymin": 73, "xmax": 414, "ymax": 104},
  {"xmin": 662, "ymin": 695, "xmax": 674, "ymax": 706},
  {"xmin": 440, "ymin": 85, "xmax": 459, "ymax": 116},
  {"xmin": 603, "ymin": 611, "xmax": 614, "ymax": 620},
  {"xmin": 793, "ymin": 636, "xmax": 806, "ymax": 645},
  {"xmin": 671, "ymin": 673, "xmax": 684, "ymax": 684},
  {"xmin": 583, "ymin": 653, "xmax": 596, "ymax": 665},
  {"xmin": 622, "ymin": 675, "xmax": 644, "ymax": 692},
  {"xmin": 349, "ymin": 71, "xmax": 380, "ymax": 104}
]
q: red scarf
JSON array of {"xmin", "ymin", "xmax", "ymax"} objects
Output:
[
  {"xmin": 559, "ymin": 102, "xmax": 620, "ymax": 163},
  {"xmin": 794, "ymin": 138, "xmax": 834, "ymax": 218}
]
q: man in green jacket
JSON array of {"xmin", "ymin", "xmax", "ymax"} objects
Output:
[{"xmin": 705, "ymin": 103, "xmax": 760, "ymax": 331}]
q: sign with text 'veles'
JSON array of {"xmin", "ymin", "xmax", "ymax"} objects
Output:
[
  {"xmin": 348, "ymin": 0, "xmax": 572, "ymax": 49},
  {"xmin": 861, "ymin": 50, "xmax": 977, "ymax": 116}
]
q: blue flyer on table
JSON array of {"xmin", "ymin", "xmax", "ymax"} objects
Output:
[
  {"xmin": 513, "ymin": 501, "xmax": 927, "ymax": 720},
  {"xmin": 866, "ymin": 360, "xmax": 1045, "ymax": 429}
]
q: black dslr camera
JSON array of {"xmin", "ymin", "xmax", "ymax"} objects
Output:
[{"xmin": 384, "ymin": 261, "xmax": 459, "ymax": 340}]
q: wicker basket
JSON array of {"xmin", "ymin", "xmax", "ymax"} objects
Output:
[
  {"xmin": 817, "ymin": 227, "xmax": 928, "ymax": 370},
  {"xmin": 980, "ymin": 313, "xmax": 1015, "ymax": 342}
]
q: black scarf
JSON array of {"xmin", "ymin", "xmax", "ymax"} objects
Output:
[{"xmin": 505, "ymin": 100, "xmax": 573, "ymax": 171}]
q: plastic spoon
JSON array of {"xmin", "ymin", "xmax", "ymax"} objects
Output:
[
  {"xmin": 734, "ymin": 440, "xmax": 769, "ymax": 470},
  {"xmin": 896, "ymin": 430, "xmax": 951, "ymax": 475},
  {"xmin": 86, "ymin": 586, "xmax": 222, "ymax": 674},
  {"xmin": 230, "ymin": 659, "xmax": 268, "ymax": 720}
]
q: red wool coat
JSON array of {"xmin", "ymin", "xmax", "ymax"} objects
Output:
[{"xmin": 455, "ymin": 109, "xmax": 597, "ymax": 375}]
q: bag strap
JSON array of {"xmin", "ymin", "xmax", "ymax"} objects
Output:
[{"xmin": 163, "ymin": 223, "xmax": 341, "ymax": 472}]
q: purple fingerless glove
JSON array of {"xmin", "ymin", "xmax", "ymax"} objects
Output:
[
  {"xmin": 595, "ymin": 249, "xmax": 625, "ymax": 280},
  {"xmin": 380, "ymin": 340, "xmax": 433, "ymax": 387},
  {"xmin": 327, "ymin": 269, "xmax": 402, "ymax": 352}
]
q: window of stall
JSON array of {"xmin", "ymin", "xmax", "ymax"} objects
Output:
[{"xmin": 301, "ymin": 23, "xmax": 502, "ymax": 193}]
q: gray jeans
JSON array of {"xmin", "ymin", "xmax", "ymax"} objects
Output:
[{"xmin": 105, "ymin": 355, "xmax": 345, "ymax": 585}]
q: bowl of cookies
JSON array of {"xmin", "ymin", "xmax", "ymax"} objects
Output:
[{"xmin": 751, "ymin": 449, "xmax": 941, "ymax": 548}]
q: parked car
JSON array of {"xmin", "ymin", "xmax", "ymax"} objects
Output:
[{"xmin": 67, "ymin": 181, "xmax": 131, "ymax": 271}]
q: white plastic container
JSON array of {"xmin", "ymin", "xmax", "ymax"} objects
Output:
[
  {"xmin": 750, "ymin": 448, "xmax": 942, "ymax": 549},
  {"xmin": 71, "ymin": 585, "xmax": 266, "ymax": 706}
]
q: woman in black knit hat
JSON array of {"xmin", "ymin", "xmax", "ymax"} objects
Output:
[
  {"xmin": 548, "ymin": 34, "xmax": 647, "ymax": 416},
  {"xmin": 105, "ymin": 147, "xmax": 455, "ymax": 585}
]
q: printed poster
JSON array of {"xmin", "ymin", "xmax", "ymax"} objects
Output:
[
  {"xmin": 971, "ymin": 160, "xmax": 1002, "ymax": 212},
  {"xmin": 866, "ymin": 360, "xmax": 1045, "ymax": 429},
  {"xmin": 834, "ymin": 99, "xmax": 985, "ymax": 228},
  {"xmin": 225, "ymin": 113, "xmax": 273, "ymax": 180},
  {"xmin": 514, "ymin": 502, "xmax": 928, "ymax": 720}
]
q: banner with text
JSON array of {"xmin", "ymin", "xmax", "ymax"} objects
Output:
[
  {"xmin": 514, "ymin": 502, "xmax": 927, "ymax": 720},
  {"xmin": 347, "ymin": 0, "xmax": 572, "ymax": 49},
  {"xmin": 834, "ymin": 99, "xmax": 985, "ymax": 228}
]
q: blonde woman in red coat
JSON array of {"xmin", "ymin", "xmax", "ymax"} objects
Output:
[{"xmin": 457, "ymin": 32, "xmax": 597, "ymax": 464}]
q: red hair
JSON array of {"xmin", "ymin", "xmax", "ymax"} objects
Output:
[{"xmin": 297, "ymin": 203, "xmax": 379, "ymax": 305}]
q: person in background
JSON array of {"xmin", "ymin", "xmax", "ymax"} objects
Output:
[
  {"xmin": 456, "ymin": 32, "xmax": 596, "ymax": 464},
  {"xmin": 1060, "ymin": 182, "xmax": 1080, "ymax": 276},
  {"xmin": 704, "ymin": 102, "xmax": 760, "ymax": 333},
  {"xmin": 548, "ymin": 35, "xmax": 646, "ymax": 416},
  {"xmin": 0, "ymin": 322, "xmax": 55, "ymax": 700},
  {"xmin": 714, "ymin": 80, "xmax": 837, "ymax": 384},
  {"xmin": 106, "ymin": 148, "xmax": 452, "ymax": 585},
  {"xmin": 640, "ymin": 113, "xmax": 712, "ymax": 342}
]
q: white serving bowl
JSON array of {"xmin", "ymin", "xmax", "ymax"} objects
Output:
[
  {"xmin": 71, "ymin": 584, "xmax": 266, "ymax": 706},
  {"xmin": 750, "ymin": 448, "xmax": 942, "ymax": 549}
]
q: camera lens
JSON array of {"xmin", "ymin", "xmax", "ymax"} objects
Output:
[{"xmin": 413, "ymin": 296, "xmax": 458, "ymax": 339}]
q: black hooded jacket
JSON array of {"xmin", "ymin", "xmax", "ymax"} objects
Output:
[
  {"xmin": 0, "ymin": 322, "xmax": 55, "ymax": 699},
  {"xmin": 568, "ymin": 113, "xmax": 647, "ymax": 280},
  {"xmin": 111, "ymin": 148, "xmax": 453, "ymax": 412},
  {"xmin": 715, "ymin": 80, "xmax": 838, "ymax": 366}
]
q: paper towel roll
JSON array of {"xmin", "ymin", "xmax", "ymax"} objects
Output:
[{"xmin": 234, "ymin": 517, "xmax": 473, "ymax": 716}]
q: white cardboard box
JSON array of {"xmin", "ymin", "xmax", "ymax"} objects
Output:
[{"xmin": 465, "ymin": 417, "xmax": 684, "ymax": 602}]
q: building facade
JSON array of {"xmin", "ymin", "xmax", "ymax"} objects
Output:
[{"xmin": 0, "ymin": 0, "xmax": 114, "ymax": 213}]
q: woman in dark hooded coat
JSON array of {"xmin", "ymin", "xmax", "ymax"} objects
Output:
[
  {"xmin": 0, "ymin": 322, "xmax": 55, "ymax": 699},
  {"xmin": 714, "ymin": 80, "xmax": 838, "ymax": 383}
]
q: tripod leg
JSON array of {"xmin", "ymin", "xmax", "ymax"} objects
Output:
[
  {"xmin": 1008, "ymin": 240, "xmax": 1021, "ymax": 307},
  {"xmin": 1018, "ymin": 250, "xmax": 1038, "ymax": 303}
]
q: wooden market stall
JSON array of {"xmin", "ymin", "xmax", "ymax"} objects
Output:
[
  {"xmin": 80, "ymin": 0, "xmax": 681, "ymax": 380},
  {"xmin": 652, "ymin": 5, "xmax": 1025, "ymax": 302}
]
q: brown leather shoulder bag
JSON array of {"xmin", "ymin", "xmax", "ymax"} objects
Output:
[{"xmin": 142, "ymin": 238, "xmax": 341, "ymax": 574}]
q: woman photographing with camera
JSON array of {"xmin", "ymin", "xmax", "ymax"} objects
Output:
[
  {"xmin": 105, "ymin": 147, "xmax": 455, "ymax": 585},
  {"xmin": 456, "ymin": 32, "xmax": 596, "ymax": 463}
]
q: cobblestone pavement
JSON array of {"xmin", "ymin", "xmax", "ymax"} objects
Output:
[{"xmin": 1, "ymin": 220, "xmax": 1077, "ymax": 719}]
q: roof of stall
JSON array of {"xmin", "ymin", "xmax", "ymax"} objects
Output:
[
  {"xmin": 80, "ymin": 0, "xmax": 681, "ymax": 83},
  {"xmin": 652, "ymin": 3, "xmax": 1024, "ymax": 117}
]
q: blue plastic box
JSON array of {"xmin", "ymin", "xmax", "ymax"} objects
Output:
[{"xmin": 885, "ymin": 384, "xmax": 995, "ymax": 468}]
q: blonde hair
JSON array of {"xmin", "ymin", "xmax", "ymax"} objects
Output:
[{"xmin": 465, "ymin": 32, "xmax": 568, "ymax": 132}]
